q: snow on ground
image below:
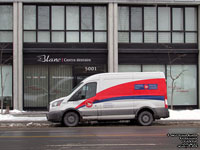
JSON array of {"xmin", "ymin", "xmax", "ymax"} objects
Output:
[
  {"xmin": 161, "ymin": 109, "xmax": 200, "ymax": 120},
  {"xmin": 0, "ymin": 109, "xmax": 200, "ymax": 122}
]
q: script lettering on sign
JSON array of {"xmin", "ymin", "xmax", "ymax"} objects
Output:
[{"xmin": 37, "ymin": 55, "xmax": 91, "ymax": 63}]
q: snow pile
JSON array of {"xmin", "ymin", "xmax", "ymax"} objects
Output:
[
  {"xmin": 0, "ymin": 109, "xmax": 47, "ymax": 122},
  {"xmin": 162, "ymin": 109, "xmax": 200, "ymax": 120}
]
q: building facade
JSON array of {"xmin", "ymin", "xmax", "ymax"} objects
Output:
[{"xmin": 0, "ymin": 0, "xmax": 199, "ymax": 110}]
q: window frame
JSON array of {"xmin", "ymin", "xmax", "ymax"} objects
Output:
[
  {"xmin": 118, "ymin": 5, "xmax": 198, "ymax": 44},
  {"xmin": 23, "ymin": 4, "xmax": 108, "ymax": 43},
  {"xmin": 0, "ymin": 4, "xmax": 13, "ymax": 43}
]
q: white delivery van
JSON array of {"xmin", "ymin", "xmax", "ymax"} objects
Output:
[{"xmin": 47, "ymin": 72, "xmax": 169, "ymax": 126}]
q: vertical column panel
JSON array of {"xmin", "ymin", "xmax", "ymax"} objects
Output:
[
  {"xmin": 198, "ymin": 5, "xmax": 200, "ymax": 109},
  {"xmin": 113, "ymin": 3, "xmax": 118, "ymax": 72},
  {"xmin": 108, "ymin": 3, "xmax": 114, "ymax": 72},
  {"xmin": 13, "ymin": 2, "xmax": 18, "ymax": 110},
  {"xmin": 18, "ymin": 2, "xmax": 23, "ymax": 110}
]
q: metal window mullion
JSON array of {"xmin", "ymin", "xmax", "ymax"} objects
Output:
[
  {"xmin": 129, "ymin": 6, "xmax": 131, "ymax": 43},
  {"xmin": 36, "ymin": 5, "xmax": 38, "ymax": 43},
  {"xmin": 142, "ymin": 6, "xmax": 144, "ymax": 43},
  {"xmin": 171, "ymin": 7, "xmax": 173, "ymax": 43},
  {"xmin": 156, "ymin": 6, "xmax": 158, "ymax": 44},
  {"xmin": 183, "ymin": 7, "xmax": 186, "ymax": 43},
  {"xmin": 64, "ymin": 5, "xmax": 66, "ymax": 43},
  {"xmin": 79, "ymin": 6, "xmax": 81, "ymax": 43},
  {"xmin": 50, "ymin": 5, "xmax": 52, "ymax": 43},
  {"xmin": 93, "ymin": 6, "xmax": 95, "ymax": 43}
]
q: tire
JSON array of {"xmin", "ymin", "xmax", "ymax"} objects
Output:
[
  {"xmin": 137, "ymin": 111, "xmax": 153, "ymax": 126},
  {"xmin": 63, "ymin": 112, "xmax": 79, "ymax": 127}
]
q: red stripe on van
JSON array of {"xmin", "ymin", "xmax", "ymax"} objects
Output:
[{"xmin": 75, "ymin": 78, "xmax": 167, "ymax": 109}]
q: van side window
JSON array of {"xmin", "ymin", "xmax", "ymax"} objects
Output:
[{"xmin": 70, "ymin": 82, "xmax": 97, "ymax": 101}]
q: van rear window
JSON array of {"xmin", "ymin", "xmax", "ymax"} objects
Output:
[{"xmin": 134, "ymin": 84, "xmax": 158, "ymax": 90}]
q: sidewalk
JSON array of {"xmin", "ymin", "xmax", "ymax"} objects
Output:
[{"xmin": 0, "ymin": 110, "xmax": 200, "ymax": 127}]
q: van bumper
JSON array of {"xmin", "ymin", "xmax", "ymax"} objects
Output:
[
  {"xmin": 46, "ymin": 111, "xmax": 63, "ymax": 123},
  {"xmin": 153, "ymin": 108, "xmax": 169, "ymax": 119}
]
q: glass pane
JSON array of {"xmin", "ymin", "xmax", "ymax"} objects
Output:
[
  {"xmin": 118, "ymin": 32, "xmax": 129, "ymax": 43},
  {"xmin": 0, "ymin": 65, "xmax": 12, "ymax": 107},
  {"xmin": 118, "ymin": 65, "xmax": 141, "ymax": 72},
  {"xmin": 52, "ymin": 32, "xmax": 64, "ymax": 43},
  {"xmin": 131, "ymin": 32, "xmax": 143, "ymax": 43},
  {"xmin": 144, "ymin": 7, "xmax": 156, "ymax": 31},
  {"xmin": 0, "ymin": 5, "xmax": 12, "ymax": 30},
  {"xmin": 158, "ymin": 32, "xmax": 171, "ymax": 43},
  {"xmin": 172, "ymin": 8, "xmax": 183, "ymax": 30},
  {"xmin": 158, "ymin": 7, "xmax": 170, "ymax": 31},
  {"xmin": 38, "ymin": 31, "xmax": 50, "ymax": 42},
  {"xmin": 24, "ymin": 65, "xmax": 48, "ymax": 107},
  {"xmin": 24, "ymin": 5, "xmax": 36, "ymax": 30},
  {"xmin": 185, "ymin": 7, "xmax": 197, "ymax": 31},
  {"xmin": 0, "ymin": 31, "xmax": 12, "ymax": 42},
  {"xmin": 66, "ymin": 32, "xmax": 79, "ymax": 43},
  {"xmin": 131, "ymin": 7, "xmax": 142, "ymax": 30},
  {"xmin": 38, "ymin": 6, "xmax": 49, "ymax": 30},
  {"xmin": 172, "ymin": 32, "xmax": 184, "ymax": 43},
  {"xmin": 95, "ymin": 32, "xmax": 106, "ymax": 43},
  {"xmin": 81, "ymin": 32, "xmax": 93, "ymax": 43},
  {"xmin": 143, "ymin": 65, "xmax": 165, "ymax": 73},
  {"xmin": 95, "ymin": 6, "xmax": 107, "ymax": 30},
  {"xmin": 24, "ymin": 31, "xmax": 36, "ymax": 42},
  {"xmin": 118, "ymin": 7, "xmax": 129, "ymax": 31},
  {"xmin": 52, "ymin": 6, "xmax": 64, "ymax": 30},
  {"xmin": 86, "ymin": 83, "xmax": 97, "ymax": 99},
  {"xmin": 185, "ymin": 32, "xmax": 197, "ymax": 43},
  {"xmin": 49, "ymin": 65, "xmax": 73, "ymax": 101},
  {"xmin": 81, "ymin": 7, "xmax": 92, "ymax": 30},
  {"xmin": 167, "ymin": 65, "xmax": 197, "ymax": 105},
  {"xmin": 144, "ymin": 32, "xmax": 157, "ymax": 43},
  {"xmin": 66, "ymin": 6, "xmax": 79, "ymax": 30}
]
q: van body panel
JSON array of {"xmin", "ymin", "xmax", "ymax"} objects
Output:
[{"xmin": 47, "ymin": 72, "xmax": 169, "ymax": 125}]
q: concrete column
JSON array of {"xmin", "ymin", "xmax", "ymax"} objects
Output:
[
  {"xmin": 108, "ymin": 3, "xmax": 114, "ymax": 72},
  {"xmin": 113, "ymin": 3, "xmax": 118, "ymax": 72},
  {"xmin": 198, "ymin": 5, "xmax": 200, "ymax": 109},
  {"xmin": 13, "ymin": 2, "xmax": 23, "ymax": 110},
  {"xmin": 18, "ymin": 2, "xmax": 23, "ymax": 111},
  {"xmin": 13, "ymin": 2, "xmax": 18, "ymax": 110}
]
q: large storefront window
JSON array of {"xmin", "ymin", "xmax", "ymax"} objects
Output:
[
  {"xmin": 0, "ymin": 65, "xmax": 12, "ymax": 108},
  {"xmin": 167, "ymin": 65, "xmax": 197, "ymax": 106},
  {"xmin": 24, "ymin": 64, "xmax": 106, "ymax": 110},
  {"xmin": 118, "ymin": 64, "xmax": 197, "ymax": 108},
  {"xmin": 23, "ymin": 5, "xmax": 107, "ymax": 43},
  {"xmin": 0, "ymin": 5, "xmax": 13, "ymax": 42},
  {"xmin": 118, "ymin": 6, "xmax": 197, "ymax": 44}
]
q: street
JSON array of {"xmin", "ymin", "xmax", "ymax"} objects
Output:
[{"xmin": 0, "ymin": 124, "xmax": 199, "ymax": 150}]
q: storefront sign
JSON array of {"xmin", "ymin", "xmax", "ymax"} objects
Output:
[{"xmin": 37, "ymin": 55, "xmax": 92, "ymax": 63}]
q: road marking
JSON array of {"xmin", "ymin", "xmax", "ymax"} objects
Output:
[
  {"xmin": 0, "ymin": 133, "xmax": 165, "ymax": 138},
  {"xmin": 47, "ymin": 143, "xmax": 157, "ymax": 147}
]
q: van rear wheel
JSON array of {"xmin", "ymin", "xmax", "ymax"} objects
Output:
[
  {"xmin": 63, "ymin": 112, "xmax": 79, "ymax": 127},
  {"xmin": 137, "ymin": 111, "xmax": 153, "ymax": 126}
]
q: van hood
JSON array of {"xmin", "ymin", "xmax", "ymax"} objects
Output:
[{"xmin": 50, "ymin": 95, "xmax": 71, "ymax": 104}]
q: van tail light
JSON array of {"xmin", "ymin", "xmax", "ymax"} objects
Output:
[{"xmin": 164, "ymin": 99, "xmax": 168, "ymax": 109}]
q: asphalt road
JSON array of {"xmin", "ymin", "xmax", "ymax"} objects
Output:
[{"xmin": 0, "ymin": 125, "xmax": 199, "ymax": 150}]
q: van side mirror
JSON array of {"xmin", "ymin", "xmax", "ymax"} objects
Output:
[{"xmin": 81, "ymin": 95, "xmax": 86, "ymax": 99}]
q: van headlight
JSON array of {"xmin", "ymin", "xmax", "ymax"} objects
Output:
[{"xmin": 52, "ymin": 99, "xmax": 64, "ymax": 107}]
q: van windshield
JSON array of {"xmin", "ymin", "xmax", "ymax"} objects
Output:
[{"xmin": 68, "ymin": 82, "xmax": 83, "ymax": 95}]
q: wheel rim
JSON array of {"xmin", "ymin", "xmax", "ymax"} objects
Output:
[
  {"xmin": 67, "ymin": 115, "xmax": 75, "ymax": 124},
  {"xmin": 142, "ymin": 114, "xmax": 150, "ymax": 123}
]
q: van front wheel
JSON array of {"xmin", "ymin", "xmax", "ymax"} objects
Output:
[
  {"xmin": 63, "ymin": 112, "xmax": 79, "ymax": 127},
  {"xmin": 137, "ymin": 111, "xmax": 153, "ymax": 126}
]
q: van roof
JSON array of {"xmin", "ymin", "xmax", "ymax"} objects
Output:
[{"xmin": 82, "ymin": 72, "xmax": 165, "ymax": 83}]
